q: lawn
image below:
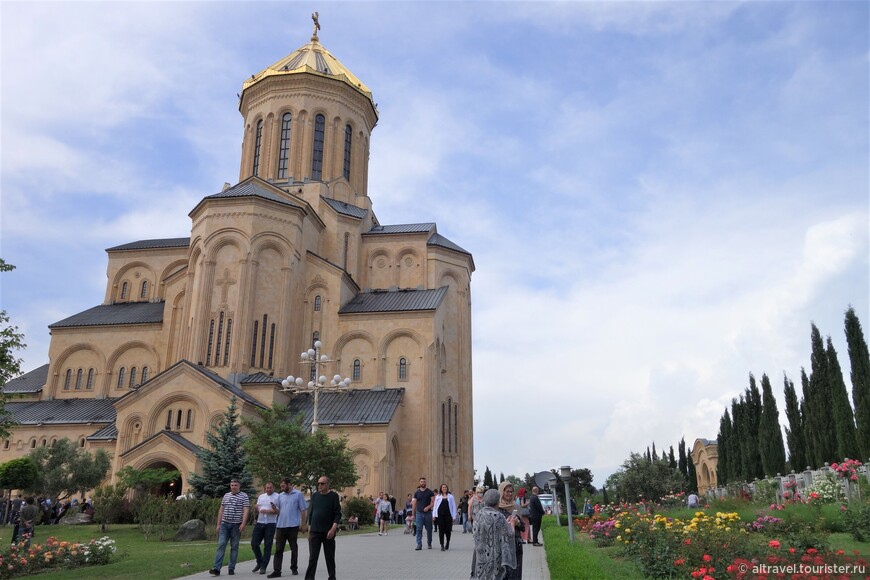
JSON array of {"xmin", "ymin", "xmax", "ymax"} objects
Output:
[{"xmin": 540, "ymin": 516, "xmax": 645, "ymax": 579}]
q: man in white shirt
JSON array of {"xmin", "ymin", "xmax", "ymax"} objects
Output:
[{"xmin": 251, "ymin": 481, "xmax": 280, "ymax": 574}]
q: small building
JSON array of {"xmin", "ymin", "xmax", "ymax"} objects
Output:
[{"xmin": 691, "ymin": 438, "xmax": 719, "ymax": 492}]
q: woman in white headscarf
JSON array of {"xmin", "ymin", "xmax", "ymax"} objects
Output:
[
  {"xmin": 497, "ymin": 481, "xmax": 524, "ymax": 579},
  {"xmin": 473, "ymin": 489, "xmax": 517, "ymax": 580}
]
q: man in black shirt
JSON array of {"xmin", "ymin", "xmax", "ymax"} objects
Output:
[
  {"xmin": 528, "ymin": 486, "xmax": 545, "ymax": 546},
  {"xmin": 304, "ymin": 475, "xmax": 341, "ymax": 580},
  {"xmin": 411, "ymin": 476, "xmax": 435, "ymax": 550}
]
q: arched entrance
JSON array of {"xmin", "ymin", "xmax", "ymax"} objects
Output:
[{"xmin": 143, "ymin": 460, "xmax": 183, "ymax": 498}]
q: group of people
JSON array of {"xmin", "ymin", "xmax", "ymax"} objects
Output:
[
  {"xmin": 210, "ymin": 475, "xmax": 341, "ymax": 580},
  {"xmin": 5, "ymin": 495, "xmax": 95, "ymax": 547}
]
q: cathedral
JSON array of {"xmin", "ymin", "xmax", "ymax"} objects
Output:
[{"xmin": 2, "ymin": 21, "xmax": 475, "ymax": 498}]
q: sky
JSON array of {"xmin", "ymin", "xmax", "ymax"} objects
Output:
[{"xmin": 1, "ymin": 2, "xmax": 868, "ymax": 486}]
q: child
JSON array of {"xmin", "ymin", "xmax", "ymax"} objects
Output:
[{"xmin": 404, "ymin": 511, "xmax": 413, "ymax": 534}]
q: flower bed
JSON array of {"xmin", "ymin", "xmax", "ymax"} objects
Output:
[{"xmin": 0, "ymin": 536, "xmax": 117, "ymax": 579}]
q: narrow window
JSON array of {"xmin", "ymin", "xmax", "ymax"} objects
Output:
[
  {"xmin": 278, "ymin": 112, "xmax": 292, "ymax": 179},
  {"xmin": 311, "ymin": 113, "xmax": 325, "ymax": 180},
  {"xmin": 314, "ymin": 295, "xmax": 321, "ymax": 311},
  {"xmin": 206, "ymin": 319, "xmax": 215, "ymax": 366},
  {"xmin": 166, "ymin": 410, "xmax": 172, "ymax": 430},
  {"xmin": 186, "ymin": 409, "xmax": 193, "ymax": 430},
  {"xmin": 30, "ymin": 440, "xmax": 36, "ymax": 449},
  {"xmin": 343, "ymin": 124, "xmax": 352, "ymax": 180},
  {"xmin": 268, "ymin": 323, "xmax": 276, "ymax": 369},
  {"xmin": 312, "ymin": 331, "xmax": 320, "ymax": 345},
  {"xmin": 74, "ymin": 368, "xmax": 83, "ymax": 390},
  {"xmin": 129, "ymin": 367, "xmax": 137, "ymax": 388},
  {"xmin": 447, "ymin": 397, "xmax": 452, "ymax": 453},
  {"xmin": 86, "ymin": 368, "xmax": 95, "ymax": 389},
  {"xmin": 117, "ymin": 367, "xmax": 127, "ymax": 389},
  {"xmin": 343, "ymin": 232, "xmax": 349, "ymax": 270},
  {"xmin": 259, "ymin": 315, "xmax": 268, "ymax": 368},
  {"xmin": 120, "ymin": 281, "xmax": 129, "ymax": 300},
  {"xmin": 215, "ymin": 312, "xmax": 225, "ymax": 366},
  {"xmin": 141, "ymin": 366, "xmax": 149, "ymax": 383},
  {"xmin": 64, "ymin": 369, "xmax": 72, "ymax": 390},
  {"xmin": 250, "ymin": 320, "xmax": 259, "ymax": 367},
  {"xmin": 3, "ymin": 440, "xmax": 9, "ymax": 450},
  {"xmin": 79, "ymin": 438, "xmax": 86, "ymax": 448},
  {"xmin": 252, "ymin": 119, "xmax": 263, "ymax": 176},
  {"xmin": 352, "ymin": 359, "xmax": 361, "ymax": 381},
  {"xmin": 176, "ymin": 409, "xmax": 182, "ymax": 431},
  {"xmin": 140, "ymin": 280, "xmax": 148, "ymax": 299},
  {"xmin": 223, "ymin": 319, "xmax": 233, "ymax": 365},
  {"xmin": 310, "ymin": 332, "xmax": 321, "ymax": 381},
  {"xmin": 398, "ymin": 357, "xmax": 408, "ymax": 381},
  {"xmin": 441, "ymin": 402, "xmax": 446, "ymax": 453},
  {"xmin": 454, "ymin": 403, "xmax": 459, "ymax": 452},
  {"xmin": 40, "ymin": 438, "xmax": 47, "ymax": 447}
]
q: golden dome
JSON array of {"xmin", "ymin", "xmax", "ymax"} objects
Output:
[{"xmin": 241, "ymin": 35, "xmax": 374, "ymax": 105}]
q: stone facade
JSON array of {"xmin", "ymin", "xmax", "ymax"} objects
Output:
[
  {"xmin": 691, "ymin": 438, "xmax": 719, "ymax": 492},
  {"xmin": 2, "ymin": 29, "xmax": 474, "ymax": 499}
]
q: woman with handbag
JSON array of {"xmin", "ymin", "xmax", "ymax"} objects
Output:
[{"xmin": 515, "ymin": 488, "xmax": 530, "ymax": 543}]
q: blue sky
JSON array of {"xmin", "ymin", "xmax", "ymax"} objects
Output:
[{"xmin": 2, "ymin": 2, "xmax": 868, "ymax": 485}]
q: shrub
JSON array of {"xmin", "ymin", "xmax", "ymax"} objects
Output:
[
  {"xmin": 843, "ymin": 502, "xmax": 870, "ymax": 542},
  {"xmin": 343, "ymin": 496, "xmax": 374, "ymax": 526},
  {"xmin": 752, "ymin": 479, "xmax": 779, "ymax": 506}
]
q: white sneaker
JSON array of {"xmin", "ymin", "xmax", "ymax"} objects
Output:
[{"xmin": 378, "ymin": 532, "xmax": 383, "ymax": 536}]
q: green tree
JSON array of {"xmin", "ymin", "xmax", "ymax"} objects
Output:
[
  {"xmin": 783, "ymin": 372, "xmax": 807, "ymax": 471},
  {"xmin": 758, "ymin": 373, "xmax": 786, "ymax": 476},
  {"xmin": 826, "ymin": 337, "xmax": 861, "ymax": 461},
  {"xmin": 808, "ymin": 324, "xmax": 837, "ymax": 465},
  {"xmin": 483, "ymin": 466, "xmax": 493, "ymax": 489},
  {"xmin": 800, "ymin": 368, "xmax": 817, "ymax": 467},
  {"xmin": 686, "ymin": 452, "xmax": 698, "ymax": 493},
  {"xmin": 607, "ymin": 453, "xmax": 686, "ymax": 502},
  {"xmin": 189, "ymin": 398, "xmax": 254, "ymax": 497},
  {"xmin": 0, "ymin": 456, "xmax": 39, "ymax": 516},
  {"xmin": 678, "ymin": 437, "xmax": 689, "ymax": 481},
  {"xmin": 844, "ymin": 306, "xmax": 870, "ymax": 460},
  {"xmin": 29, "ymin": 438, "xmax": 111, "ymax": 499},
  {"xmin": 242, "ymin": 404, "xmax": 357, "ymax": 491},
  {"xmin": 668, "ymin": 446, "xmax": 677, "ymax": 470},
  {"xmin": 716, "ymin": 412, "xmax": 731, "ymax": 485},
  {"xmin": 0, "ymin": 259, "xmax": 25, "ymax": 439},
  {"xmin": 742, "ymin": 375, "xmax": 764, "ymax": 480}
]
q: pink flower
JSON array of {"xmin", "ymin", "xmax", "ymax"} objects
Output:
[
  {"xmin": 768, "ymin": 540, "xmax": 781, "ymax": 549},
  {"xmin": 703, "ymin": 554, "xmax": 712, "ymax": 562}
]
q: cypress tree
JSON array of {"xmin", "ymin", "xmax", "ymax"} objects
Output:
[
  {"xmin": 826, "ymin": 337, "xmax": 861, "ymax": 460},
  {"xmin": 602, "ymin": 485, "xmax": 609, "ymax": 505},
  {"xmin": 188, "ymin": 398, "xmax": 255, "ymax": 497},
  {"xmin": 731, "ymin": 398, "xmax": 746, "ymax": 481},
  {"xmin": 652, "ymin": 442, "xmax": 659, "ymax": 462},
  {"xmin": 844, "ymin": 306, "xmax": 870, "ymax": 461},
  {"xmin": 800, "ymin": 368, "xmax": 817, "ymax": 468},
  {"xmin": 759, "ymin": 373, "xmax": 786, "ymax": 476},
  {"xmin": 687, "ymin": 452, "xmax": 698, "ymax": 493},
  {"xmin": 646, "ymin": 446, "xmax": 652, "ymax": 463},
  {"xmin": 783, "ymin": 372, "xmax": 807, "ymax": 471},
  {"xmin": 483, "ymin": 466, "xmax": 493, "ymax": 489},
  {"xmin": 716, "ymin": 412, "xmax": 731, "ymax": 485},
  {"xmin": 809, "ymin": 324, "xmax": 837, "ymax": 464},
  {"xmin": 668, "ymin": 445, "xmax": 677, "ymax": 470},
  {"xmin": 746, "ymin": 376, "xmax": 765, "ymax": 478},
  {"xmin": 678, "ymin": 437, "xmax": 689, "ymax": 481}
]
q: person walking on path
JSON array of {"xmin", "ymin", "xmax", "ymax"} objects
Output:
[
  {"xmin": 433, "ymin": 483, "xmax": 456, "ymax": 551},
  {"xmin": 210, "ymin": 479, "xmax": 250, "ymax": 576},
  {"xmin": 376, "ymin": 491, "xmax": 392, "ymax": 536},
  {"xmin": 269, "ymin": 477, "xmax": 308, "ymax": 577},
  {"xmin": 516, "ymin": 488, "xmax": 530, "ymax": 543},
  {"xmin": 457, "ymin": 490, "xmax": 469, "ymax": 534},
  {"xmin": 474, "ymin": 489, "xmax": 517, "ymax": 580},
  {"xmin": 528, "ymin": 487, "xmax": 545, "ymax": 547},
  {"xmin": 412, "ymin": 476, "xmax": 435, "ymax": 550},
  {"xmin": 468, "ymin": 485, "xmax": 485, "ymax": 578},
  {"xmin": 304, "ymin": 475, "xmax": 342, "ymax": 580},
  {"xmin": 498, "ymin": 481, "xmax": 524, "ymax": 580},
  {"xmin": 251, "ymin": 481, "xmax": 280, "ymax": 575}
]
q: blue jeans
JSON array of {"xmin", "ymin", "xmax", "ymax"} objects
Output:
[
  {"xmin": 251, "ymin": 522, "xmax": 276, "ymax": 570},
  {"xmin": 415, "ymin": 511, "xmax": 432, "ymax": 547},
  {"xmin": 214, "ymin": 521, "xmax": 242, "ymax": 571}
]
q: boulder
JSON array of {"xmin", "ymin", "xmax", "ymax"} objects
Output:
[{"xmin": 174, "ymin": 519, "xmax": 206, "ymax": 541}]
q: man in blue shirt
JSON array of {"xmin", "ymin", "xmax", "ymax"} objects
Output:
[
  {"xmin": 267, "ymin": 478, "xmax": 307, "ymax": 577},
  {"xmin": 412, "ymin": 476, "xmax": 436, "ymax": 550}
]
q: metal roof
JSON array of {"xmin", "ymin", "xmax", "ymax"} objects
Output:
[
  {"xmin": 321, "ymin": 197, "xmax": 367, "ymax": 219},
  {"xmin": 193, "ymin": 364, "xmax": 270, "ymax": 409},
  {"xmin": 120, "ymin": 429, "xmax": 200, "ymax": 458},
  {"xmin": 106, "ymin": 238, "xmax": 190, "ymax": 252},
  {"xmin": 201, "ymin": 181, "xmax": 303, "ymax": 209},
  {"xmin": 5, "ymin": 398, "xmax": 117, "ymax": 424},
  {"xmin": 286, "ymin": 388, "xmax": 404, "ymax": 429},
  {"xmin": 2, "ymin": 364, "xmax": 48, "ymax": 394},
  {"xmin": 240, "ymin": 372, "xmax": 281, "ymax": 385},
  {"xmin": 87, "ymin": 424, "xmax": 118, "ymax": 441},
  {"xmin": 364, "ymin": 223, "xmax": 435, "ymax": 235},
  {"xmin": 339, "ymin": 287, "xmax": 447, "ymax": 314},
  {"xmin": 49, "ymin": 301, "xmax": 165, "ymax": 329},
  {"xmin": 428, "ymin": 233, "xmax": 471, "ymax": 256}
]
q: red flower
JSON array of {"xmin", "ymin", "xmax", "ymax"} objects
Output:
[
  {"xmin": 703, "ymin": 554, "xmax": 712, "ymax": 562},
  {"xmin": 684, "ymin": 538, "xmax": 692, "ymax": 545},
  {"xmin": 768, "ymin": 540, "xmax": 781, "ymax": 549},
  {"xmin": 674, "ymin": 558, "xmax": 686, "ymax": 566}
]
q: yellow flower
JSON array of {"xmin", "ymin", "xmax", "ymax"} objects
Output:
[{"xmin": 616, "ymin": 535, "xmax": 622, "ymax": 541}]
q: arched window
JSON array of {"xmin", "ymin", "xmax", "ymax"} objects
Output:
[
  {"xmin": 206, "ymin": 319, "xmax": 215, "ymax": 366},
  {"xmin": 120, "ymin": 281, "xmax": 129, "ymax": 300},
  {"xmin": 268, "ymin": 324, "xmax": 276, "ymax": 370},
  {"xmin": 398, "ymin": 357, "xmax": 408, "ymax": 381},
  {"xmin": 40, "ymin": 438, "xmax": 47, "ymax": 447},
  {"xmin": 454, "ymin": 403, "xmax": 459, "ymax": 453},
  {"xmin": 352, "ymin": 359, "xmax": 361, "ymax": 381},
  {"xmin": 74, "ymin": 369, "xmax": 83, "ymax": 390},
  {"xmin": 224, "ymin": 319, "xmax": 233, "ymax": 365},
  {"xmin": 343, "ymin": 124, "xmax": 352, "ymax": 180},
  {"xmin": 63, "ymin": 369, "xmax": 72, "ymax": 390},
  {"xmin": 129, "ymin": 367, "xmax": 137, "ymax": 388},
  {"xmin": 311, "ymin": 113, "xmax": 325, "ymax": 180},
  {"xmin": 186, "ymin": 409, "xmax": 193, "ymax": 430},
  {"xmin": 86, "ymin": 368, "xmax": 95, "ymax": 389},
  {"xmin": 141, "ymin": 366, "xmax": 149, "ymax": 383},
  {"xmin": 176, "ymin": 409, "xmax": 183, "ymax": 431},
  {"xmin": 250, "ymin": 320, "xmax": 259, "ymax": 368},
  {"xmin": 441, "ymin": 402, "xmax": 446, "ymax": 453},
  {"xmin": 117, "ymin": 367, "xmax": 126, "ymax": 388},
  {"xmin": 447, "ymin": 397, "xmax": 452, "ymax": 453},
  {"xmin": 259, "ymin": 315, "xmax": 268, "ymax": 368},
  {"xmin": 252, "ymin": 119, "xmax": 263, "ymax": 177},
  {"xmin": 314, "ymin": 295, "xmax": 321, "ymax": 311},
  {"xmin": 140, "ymin": 280, "xmax": 149, "ymax": 299},
  {"xmin": 278, "ymin": 112, "xmax": 292, "ymax": 179},
  {"xmin": 165, "ymin": 410, "xmax": 172, "ymax": 430},
  {"xmin": 310, "ymin": 332, "xmax": 320, "ymax": 381},
  {"xmin": 215, "ymin": 312, "xmax": 225, "ymax": 366},
  {"xmin": 79, "ymin": 438, "xmax": 86, "ymax": 448},
  {"xmin": 343, "ymin": 232, "xmax": 350, "ymax": 269},
  {"xmin": 30, "ymin": 440, "xmax": 36, "ymax": 449},
  {"xmin": 3, "ymin": 440, "xmax": 9, "ymax": 450}
]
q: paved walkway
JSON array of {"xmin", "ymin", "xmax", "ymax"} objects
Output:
[{"xmin": 182, "ymin": 526, "xmax": 550, "ymax": 580}]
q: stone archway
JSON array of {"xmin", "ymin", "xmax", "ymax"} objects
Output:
[{"xmin": 143, "ymin": 460, "xmax": 183, "ymax": 498}]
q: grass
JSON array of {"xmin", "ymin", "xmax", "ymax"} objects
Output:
[{"xmin": 540, "ymin": 516, "xmax": 645, "ymax": 580}]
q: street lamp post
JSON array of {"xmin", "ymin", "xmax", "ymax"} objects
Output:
[
  {"xmin": 560, "ymin": 465, "xmax": 574, "ymax": 543},
  {"xmin": 280, "ymin": 340, "xmax": 351, "ymax": 433}
]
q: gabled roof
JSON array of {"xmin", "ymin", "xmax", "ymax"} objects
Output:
[
  {"xmin": 339, "ymin": 287, "xmax": 447, "ymax": 314},
  {"xmin": 49, "ymin": 301, "xmax": 164, "ymax": 329},
  {"xmin": 87, "ymin": 424, "xmax": 118, "ymax": 441},
  {"xmin": 193, "ymin": 180, "xmax": 304, "ymax": 216},
  {"xmin": 428, "ymin": 233, "xmax": 471, "ymax": 257},
  {"xmin": 106, "ymin": 238, "xmax": 190, "ymax": 252},
  {"xmin": 364, "ymin": 223, "xmax": 435, "ymax": 235},
  {"xmin": 2, "ymin": 364, "xmax": 48, "ymax": 394},
  {"xmin": 240, "ymin": 372, "xmax": 281, "ymax": 385},
  {"xmin": 5, "ymin": 398, "xmax": 117, "ymax": 424},
  {"xmin": 286, "ymin": 388, "xmax": 404, "ymax": 430},
  {"xmin": 321, "ymin": 197, "xmax": 367, "ymax": 219},
  {"xmin": 120, "ymin": 429, "xmax": 200, "ymax": 458}
]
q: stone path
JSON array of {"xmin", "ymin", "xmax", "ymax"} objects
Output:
[{"xmin": 181, "ymin": 526, "xmax": 550, "ymax": 580}]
